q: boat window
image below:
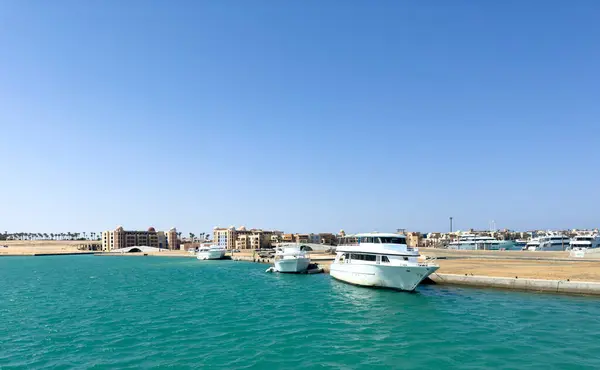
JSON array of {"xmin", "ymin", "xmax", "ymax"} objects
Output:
[
  {"xmin": 375, "ymin": 237, "xmax": 407, "ymax": 244},
  {"xmin": 381, "ymin": 256, "xmax": 390, "ymax": 263},
  {"xmin": 349, "ymin": 254, "xmax": 376, "ymax": 261}
]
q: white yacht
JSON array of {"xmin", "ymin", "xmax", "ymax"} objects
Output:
[
  {"xmin": 570, "ymin": 233, "xmax": 600, "ymax": 251},
  {"xmin": 330, "ymin": 233, "xmax": 439, "ymax": 291},
  {"xmin": 448, "ymin": 234, "xmax": 514, "ymax": 250},
  {"xmin": 525, "ymin": 238, "xmax": 540, "ymax": 251},
  {"xmin": 273, "ymin": 245, "xmax": 311, "ymax": 273},
  {"xmin": 196, "ymin": 244, "xmax": 226, "ymax": 260},
  {"xmin": 514, "ymin": 239, "xmax": 528, "ymax": 250},
  {"xmin": 534, "ymin": 234, "xmax": 570, "ymax": 251}
]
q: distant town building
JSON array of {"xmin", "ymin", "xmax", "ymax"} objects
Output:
[
  {"xmin": 309, "ymin": 233, "xmax": 321, "ymax": 244},
  {"xmin": 319, "ymin": 233, "xmax": 338, "ymax": 245},
  {"xmin": 214, "ymin": 226, "xmax": 279, "ymax": 250},
  {"xmin": 405, "ymin": 232, "xmax": 422, "ymax": 248},
  {"xmin": 101, "ymin": 226, "xmax": 178, "ymax": 251},
  {"xmin": 214, "ymin": 226, "xmax": 238, "ymax": 250}
]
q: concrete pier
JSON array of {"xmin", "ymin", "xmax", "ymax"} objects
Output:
[{"xmin": 429, "ymin": 273, "xmax": 600, "ymax": 295}]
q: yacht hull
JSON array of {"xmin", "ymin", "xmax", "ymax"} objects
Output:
[
  {"xmin": 330, "ymin": 263, "xmax": 439, "ymax": 291},
  {"xmin": 196, "ymin": 250, "xmax": 226, "ymax": 260},
  {"xmin": 274, "ymin": 258, "xmax": 310, "ymax": 273}
]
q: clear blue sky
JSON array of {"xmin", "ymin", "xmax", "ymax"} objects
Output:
[{"xmin": 1, "ymin": 1, "xmax": 599, "ymax": 235}]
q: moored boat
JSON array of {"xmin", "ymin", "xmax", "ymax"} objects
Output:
[
  {"xmin": 448, "ymin": 234, "xmax": 514, "ymax": 250},
  {"xmin": 569, "ymin": 233, "xmax": 600, "ymax": 251},
  {"xmin": 196, "ymin": 244, "xmax": 226, "ymax": 260},
  {"xmin": 525, "ymin": 238, "xmax": 541, "ymax": 251},
  {"xmin": 330, "ymin": 233, "xmax": 438, "ymax": 291},
  {"xmin": 536, "ymin": 234, "xmax": 570, "ymax": 251},
  {"xmin": 273, "ymin": 245, "xmax": 310, "ymax": 273}
]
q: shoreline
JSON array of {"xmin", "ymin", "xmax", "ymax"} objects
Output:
[{"xmin": 5, "ymin": 245, "xmax": 600, "ymax": 296}]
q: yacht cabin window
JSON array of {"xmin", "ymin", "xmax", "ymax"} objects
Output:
[
  {"xmin": 349, "ymin": 254, "xmax": 376, "ymax": 261},
  {"xmin": 381, "ymin": 256, "xmax": 390, "ymax": 263},
  {"xmin": 340, "ymin": 236, "xmax": 406, "ymax": 245},
  {"xmin": 372, "ymin": 237, "xmax": 406, "ymax": 244}
]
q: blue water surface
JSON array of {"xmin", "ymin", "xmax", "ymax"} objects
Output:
[{"xmin": 1, "ymin": 256, "xmax": 599, "ymax": 369}]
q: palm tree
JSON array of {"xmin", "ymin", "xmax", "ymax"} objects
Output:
[{"xmin": 189, "ymin": 233, "xmax": 195, "ymax": 242}]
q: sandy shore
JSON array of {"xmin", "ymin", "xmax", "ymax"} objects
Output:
[{"xmin": 0, "ymin": 240, "xmax": 100, "ymax": 255}]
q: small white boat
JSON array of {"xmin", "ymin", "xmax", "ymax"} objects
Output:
[
  {"xmin": 330, "ymin": 233, "xmax": 438, "ymax": 291},
  {"xmin": 273, "ymin": 245, "xmax": 311, "ymax": 273},
  {"xmin": 196, "ymin": 244, "xmax": 226, "ymax": 260},
  {"xmin": 514, "ymin": 239, "xmax": 528, "ymax": 250},
  {"xmin": 525, "ymin": 238, "xmax": 540, "ymax": 251}
]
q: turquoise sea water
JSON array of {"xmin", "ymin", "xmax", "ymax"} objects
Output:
[{"xmin": 1, "ymin": 256, "xmax": 600, "ymax": 369}]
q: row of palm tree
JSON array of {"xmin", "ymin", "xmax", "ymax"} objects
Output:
[
  {"xmin": 0, "ymin": 231, "xmax": 102, "ymax": 241},
  {"xmin": 187, "ymin": 232, "xmax": 209, "ymax": 242}
]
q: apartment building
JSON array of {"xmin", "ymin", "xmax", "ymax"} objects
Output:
[
  {"xmin": 216, "ymin": 226, "xmax": 277, "ymax": 250},
  {"xmin": 214, "ymin": 226, "xmax": 238, "ymax": 250},
  {"xmin": 101, "ymin": 226, "xmax": 179, "ymax": 251}
]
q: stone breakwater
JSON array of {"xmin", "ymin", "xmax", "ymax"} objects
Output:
[{"xmin": 428, "ymin": 274, "xmax": 600, "ymax": 295}]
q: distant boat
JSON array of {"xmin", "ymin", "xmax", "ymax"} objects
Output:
[
  {"xmin": 570, "ymin": 233, "xmax": 600, "ymax": 251},
  {"xmin": 196, "ymin": 245, "xmax": 226, "ymax": 260},
  {"xmin": 273, "ymin": 245, "xmax": 311, "ymax": 273},
  {"xmin": 330, "ymin": 233, "xmax": 438, "ymax": 291},
  {"xmin": 448, "ymin": 234, "xmax": 514, "ymax": 250},
  {"xmin": 530, "ymin": 234, "xmax": 570, "ymax": 251},
  {"xmin": 525, "ymin": 238, "xmax": 541, "ymax": 251},
  {"xmin": 514, "ymin": 239, "xmax": 528, "ymax": 250}
]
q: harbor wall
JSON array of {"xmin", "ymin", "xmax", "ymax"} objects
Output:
[{"xmin": 429, "ymin": 273, "xmax": 600, "ymax": 295}]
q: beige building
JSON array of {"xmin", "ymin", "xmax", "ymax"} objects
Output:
[
  {"xmin": 234, "ymin": 228, "xmax": 274, "ymax": 250},
  {"xmin": 102, "ymin": 226, "xmax": 179, "ymax": 251},
  {"xmin": 215, "ymin": 226, "xmax": 279, "ymax": 250},
  {"xmin": 271, "ymin": 231, "xmax": 283, "ymax": 245},
  {"xmin": 319, "ymin": 233, "xmax": 338, "ymax": 245},
  {"xmin": 235, "ymin": 234, "xmax": 251, "ymax": 250},
  {"xmin": 405, "ymin": 232, "xmax": 422, "ymax": 248},
  {"xmin": 214, "ymin": 226, "xmax": 238, "ymax": 250}
]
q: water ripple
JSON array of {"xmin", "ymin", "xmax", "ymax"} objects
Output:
[{"xmin": 1, "ymin": 256, "xmax": 600, "ymax": 369}]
